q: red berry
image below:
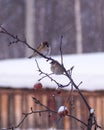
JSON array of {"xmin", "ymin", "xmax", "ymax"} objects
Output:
[
  {"xmin": 57, "ymin": 90, "xmax": 61, "ymax": 94},
  {"xmin": 34, "ymin": 83, "xmax": 43, "ymax": 89}
]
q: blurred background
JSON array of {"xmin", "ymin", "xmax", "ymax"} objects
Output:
[
  {"xmin": 0, "ymin": 0, "xmax": 104, "ymax": 59},
  {"xmin": 0, "ymin": 0, "xmax": 104, "ymax": 129}
]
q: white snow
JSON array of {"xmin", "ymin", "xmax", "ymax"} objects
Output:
[
  {"xmin": 90, "ymin": 108, "xmax": 95, "ymax": 114},
  {"xmin": 58, "ymin": 106, "xmax": 67, "ymax": 113},
  {"xmin": 0, "ymin": 52, "xmax": 104, "ymax": 91}
]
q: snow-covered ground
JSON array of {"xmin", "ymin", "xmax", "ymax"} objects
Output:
[{"xmin": 0, "ymin": 53, "xmax": 104, "ymax": 91}]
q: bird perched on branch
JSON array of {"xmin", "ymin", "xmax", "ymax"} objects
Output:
[
  {"xmin": 28, "ymin": 41, "xmax": 51, "ymax": 58},
  {"xmin": 50, "ymin": 60, "xmax": 65, "ymax": 75}
]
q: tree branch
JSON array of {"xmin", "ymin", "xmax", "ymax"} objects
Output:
[{"xmin": 0, "ymin": 26, "xmax": 101, "ymax": 130}]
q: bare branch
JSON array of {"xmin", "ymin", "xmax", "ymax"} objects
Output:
[
  {"xmin": 35, "ymin": 59, "xmax": 71, "ymax": 88},
  {"xmin": 0, "ymin": 25, "xmax": 53, "ymax": 61},
  {"xmin": 67, "ymin": 114, "xmax": 88, "ymax": 127},
  {"xmin": 0, "ymin": 26, "xmax": 101, "ymax": 130},
  {"xmin": 32, "ymin": 97, "xmax": 88, "ymax": 127}
]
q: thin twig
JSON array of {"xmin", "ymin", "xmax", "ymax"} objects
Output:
[
  {"xmin": 35, "ymin": 59, "xmax": 70, "ymax": 88},
  {"xmin": 2, "ymin": 109, "xmax": 50, "ymax": 130},
  {"xmin": 63, "ymin": 67, "xmax": 91, "ymax": 111},
  {"xmin": 67, "ymin": 114, "xmax": 88, "ymax": 127},
  {"xmin": 0, "ymin": 26, "xmax": 101, "ymax": 130},
  {"xmin": 32, "ymin": 97, "xmax": 88, "ymax": 127},
  {"xmin": 0, "ymin": 26, "xmax": 91, "ymax": 111},
  {"xmin": 0, "ymin": 25, "xmax": 53, "ymax": 61}
]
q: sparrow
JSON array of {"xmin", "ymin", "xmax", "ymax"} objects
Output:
[
  {"xmin": 50, "ymin": 60, "xmax": 65, "ymax": 75},
  {"xmin": 28, "ymin": 41, "xmax": 51, "ymax": 58}
]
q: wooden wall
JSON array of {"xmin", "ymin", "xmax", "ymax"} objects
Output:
[{"xmin": 0, "ymin": 88, "xmax": 104, "ymax": 130}]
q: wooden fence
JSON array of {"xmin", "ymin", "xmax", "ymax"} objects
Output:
[{"xmin": 0, "ymin": 87, "xmax": 104, "ymax": 130}]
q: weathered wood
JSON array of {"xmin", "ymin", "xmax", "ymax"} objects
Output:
[{"xmin": 0, "ymin": 88, "xmax": 103, "ymax": 129}]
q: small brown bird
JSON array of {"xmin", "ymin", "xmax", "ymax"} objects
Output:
[
  {"xmin": 29, "ymin": 41, "xmax": 51, "ymax": 58},
  {"xmin": 50, "ymin": 60, "xmax": 64, "ymax": 75}
]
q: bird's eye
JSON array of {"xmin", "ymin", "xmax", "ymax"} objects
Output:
[
  {"xmin": 44, "ymin": 42, "xmax": 49, "ymax": 47},
  {"xmin": 45, "ymin": 42, "xmax": 48, "ymax": 47}
]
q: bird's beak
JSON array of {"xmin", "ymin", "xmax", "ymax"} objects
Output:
[{"xmin": 50, "ymin": 61, "xmax": 53, "ymax": 64}]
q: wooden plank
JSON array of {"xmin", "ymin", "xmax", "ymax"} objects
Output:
[
  {"xmin": 0, "ymin": 94, "xmax": 1, "ymax": 127},
  {"xmin": 41, "ymin": 94, "xmax": 48, "ymax": 128},
  {"xmin": 75, "ymin": 96, "xmax": 81, "ymax": 128},
  {"xmin": 14, "ymin": 94, "xmax": 22, "ymax": 126},
  {"xmin": 21, "ymin": 93, "xmax": 28, "ymax": 129},
  {"xmin": 27, "ymin": 94, "xmax": 35, "ymax": 128},
  {"xmin": 95, "ymin": 96, "xmax": 102, "ymax": 128},
  {"xmin": 88, "ymin": 96, "xmax": 95, "ymax": 108},
  {"xmin": 64, "ymin": 116, "xmax": 70, "ymax": 130},
  {"xmin": 33, "ymin": 93, "xmax": 42, "ymax": 128},
  {"xmin": 1, "ymin": 94, "xmax": 8, "ymax": 128},
  {"xmin": 102, "ymin": 97, "xmax": 104, "ymax": 128}
]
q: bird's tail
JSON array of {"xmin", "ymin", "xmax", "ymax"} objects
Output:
[
  {"xmin": 28, "ymin": 55, "xmax": 33, "ymax": 58},
  {"xmin": 28, "ymin": 52, "xmax": 38, "ymax": 58}
]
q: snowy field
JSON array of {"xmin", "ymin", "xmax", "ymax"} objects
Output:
[{"xmin": 0, "ymin": 53, "xmax": 104, "ymax": 91}]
